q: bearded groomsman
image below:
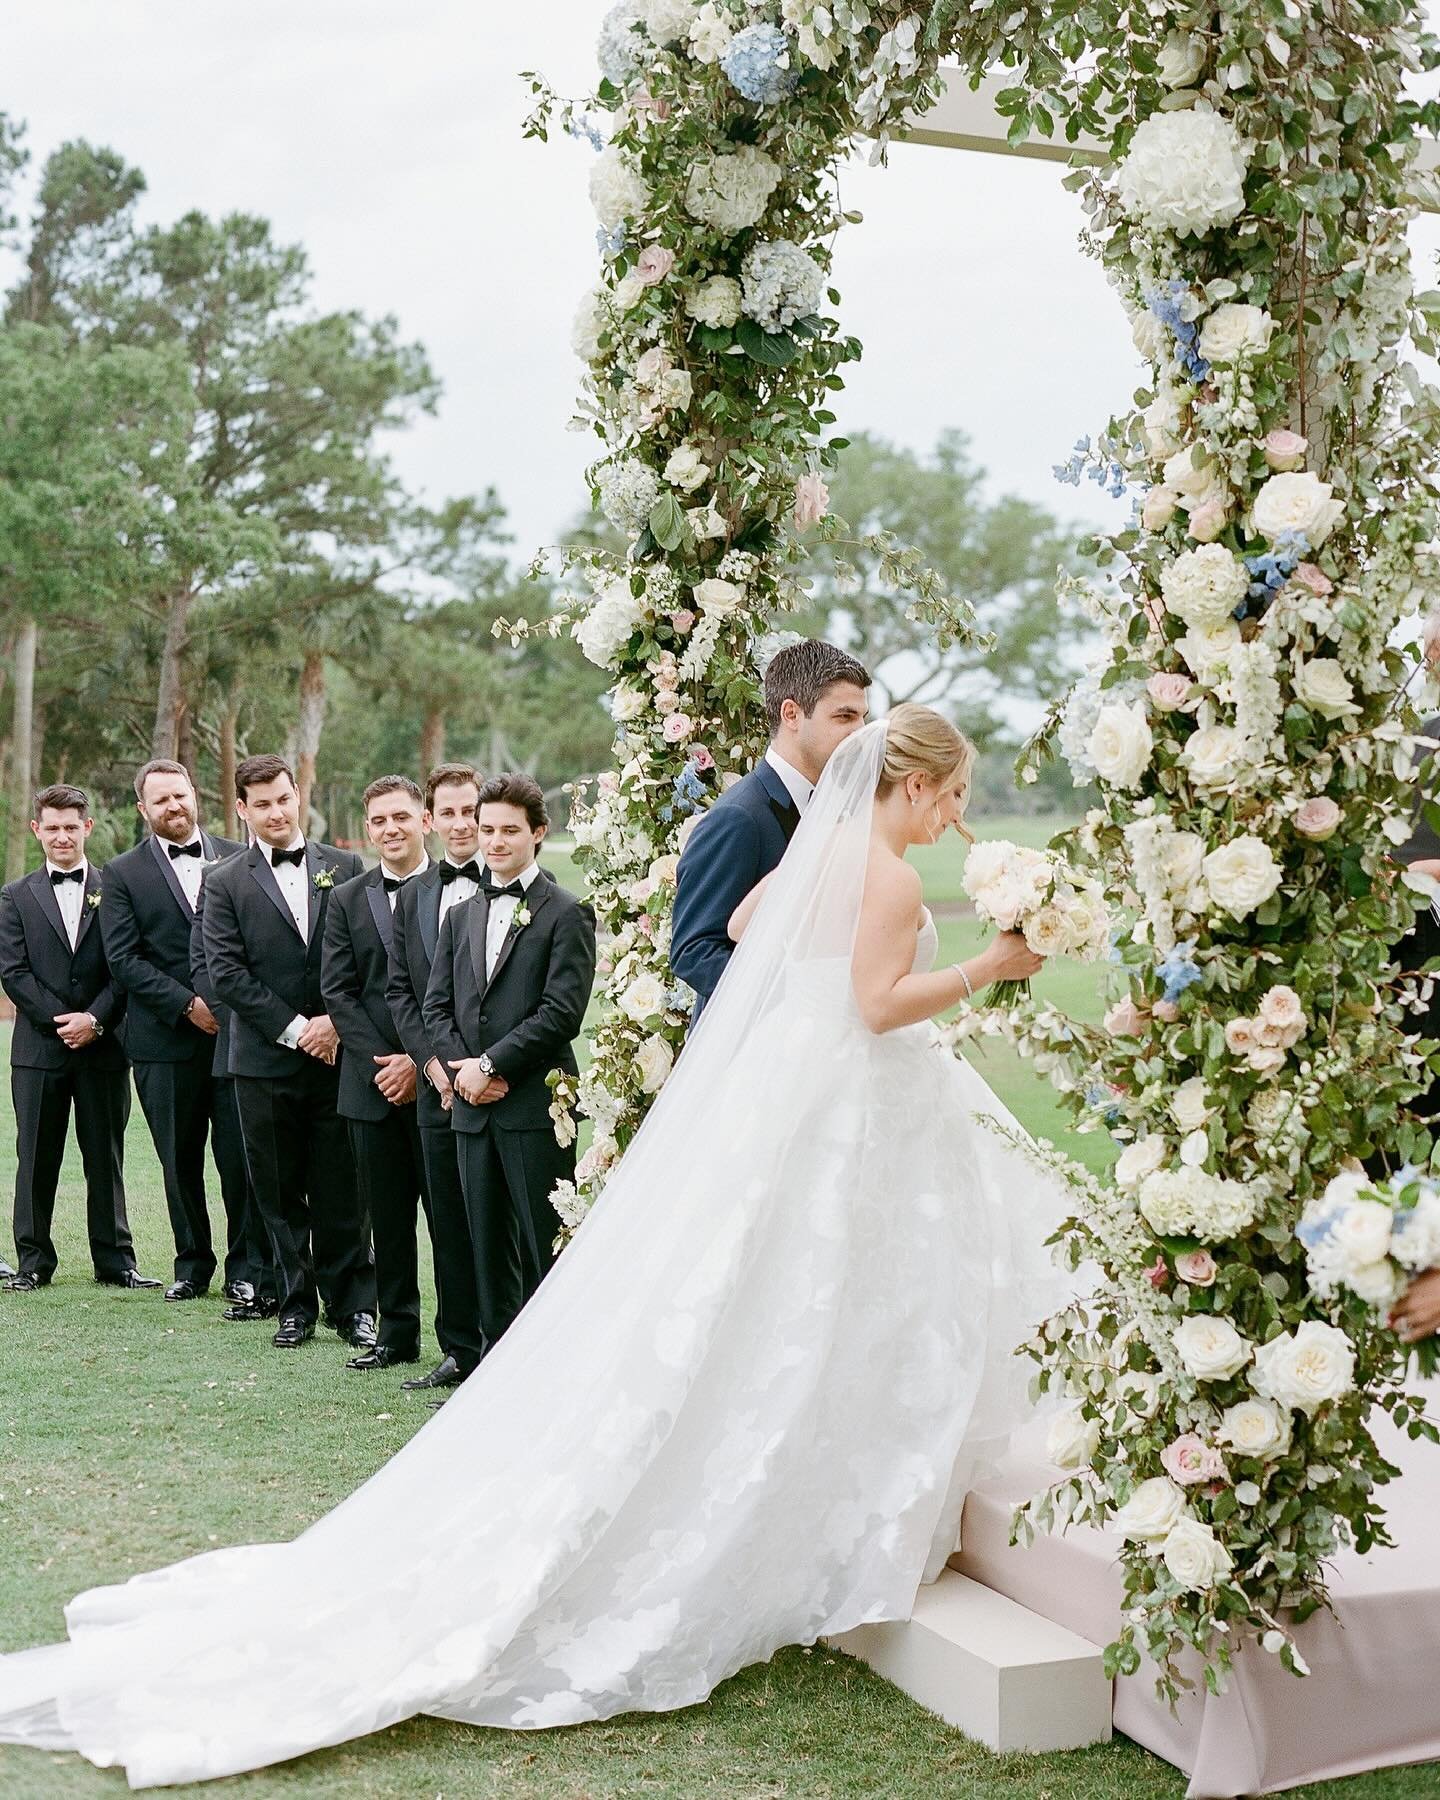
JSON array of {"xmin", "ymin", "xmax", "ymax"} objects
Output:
[
  {"xmin": 0, "ymin": 785, "xmax": 159, "ymax": 1292},
  {"xmin": 422, "ymin": 774, "xmax": 595, "ymax": 1353},
  {"xmin": 322, "ymin": 775, "xmax": 441, "ymax": 1373},
  {"xmin": 201, "ymin": 754, "xmax": 375, "ymax": 1352},
  {"xmin": 384, "ymin": 763, "xmax": 486, "ymax": 1391},
  {"xmin": 100, "ymin": 760, "xmax": 254, "ymax": 1303}
]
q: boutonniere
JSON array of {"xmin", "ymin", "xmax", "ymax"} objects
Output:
[
  {"xmin": 86, "ymin": 891, "xmax": 103, "ymax": 910},
  {"xmin": 512, "ymin": 902, "xmax": 532, "ymax": 932},
  {"xmin": 313, "ymin": 867, "xmax": 335, "ymax": 891}
]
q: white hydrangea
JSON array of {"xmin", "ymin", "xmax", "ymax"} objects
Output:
[
  {"xmin": 590, "ymin": 147, "xmax": 651, "ymax": 230},
  {"xmin": 740, "ymin": 238, "xmax": 824, "ymax": 331},
  {"xmin": 1138, "ymin": 1167, "xmax": 1262, "ymax": 1242},
  {"xmin": 1161, "ymin": 544, "xmax": 1249, "ymax": 630},
  {"xmin": 597, "ymin": 3, "xmax": 644, "ymax": 86},
  {"xmin": 640, "ymin": 0, "xmax": 692, "ymax": 46},
  {"xmin": 688, "ymin": 1, "xmax": 735, "ymax": 62},
  {"xmin": 684, "ymin": 146, "xmax": 783, "ymax": 233},
  {"xmin": 1116, "ymin": 107, "xmax": 1250, "ymax": 238},
  {"xmin": 597, "ymin": 457, "xmax": 661, "ymax": 534},
  {"xmin": 686, "ymin": 275, "xmax": 743, "ymax": 328},
  {"xmin": 573, "ymin": 578, "xmax": 646, "ymax": 671}
]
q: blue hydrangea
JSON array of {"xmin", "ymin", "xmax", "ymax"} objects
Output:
[
  {"xmin": 597, "ymin": 3, "xmax": 643, "ymax": 87},
  {"xmin": 1156, "ymin": 939, "xmax": 1203, "ymax": 1005},
  {"xmin": 1241, "ymin": 530, "xmax": 1309, "ymax": 616},
  {"xmin": 721, "ymin": 24, "xmax": 798, "ymax": 105},
  {"xmin": 1146, "ymin": 281, "xmax": 1211, "ymax": 384},
  {"xmin": 596, "ymin": 223, "xmax": 628, "ymax": 260}
]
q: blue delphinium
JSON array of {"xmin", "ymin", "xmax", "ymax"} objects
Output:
[
  {"xmin": 722, "ymin": 24, "xmax": 798, "ymax": 105},
  {"xmin": 566, "ymin": 113, "xmax": 606, "ymax": 153},
  {"xmin": 1146, "ymin": 281, "xmax": 1211, "ymax": 385},
  {"xmin": 1053, "ymin": 434, "xmax": 1127, "ymax": 499},
  {"xmin": 1242, "ymin": 530, "xmax": 1309, "ymax": 615},
  {"xmin": 1156, "ymin": 939, "xmax": 1203, "ymax": 1005}
]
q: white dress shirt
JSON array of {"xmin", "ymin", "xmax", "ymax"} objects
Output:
[
  {"xmin": 162, "ymin": 831, "xmax": 207, "ymax": 910},
  {"xmin": 437, "ymin": 855, "xmax": 480, "ymax": 926},
  {"xmin": 383, "ymin": 855, "xmax": 429, "ymax": 914},
  {"xmin": 484, "ymin": 859, "xmax": 541, "ymax": 980},
  {"xmin": 764, "ymin": 746, "xmax": 815, "ymax": 816},
  {"xmin": 263, "ymin": 836, "xmax": 310, "ymax": 1049},
  {"xmin": 46, "ymin": 860, "xmax": 88, "ymax": 951}
]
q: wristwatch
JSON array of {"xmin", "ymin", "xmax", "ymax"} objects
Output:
[
  {"xmin": 476, "ymin": 1053, "xmax": 496, "ymax": 1079},
  {"xmin": 89, "ymin": 1016, "xmax": 104, "ymax": 1038}
]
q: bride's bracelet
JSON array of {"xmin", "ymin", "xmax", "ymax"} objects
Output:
[{"xmin": 951, "ymin": 961, "xmax": 974, "ymax": 1001}]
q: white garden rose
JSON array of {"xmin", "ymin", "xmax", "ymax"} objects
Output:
[
  {"xmin": 1088, "ymin": 702, "xmax": 1153, "ymax": 791},
  {"xmin": 574, "ymin": 580, "xmax": 645, "ymax": 670},
  {"xmin": 1113, "ymin": 1475, "xmax": 1188, "ymax": 1543},
  {"xmin": 609, "ymin": 683, "xmax": 648, "ymax": 722},
  {"xmin": 663, "ymin": 444, "xmax": 710, "ymax": 492},
  {"xmin": 693, "ymin": 577, "xmax": 744, "ymax": 616},
  {"xmin": 1023, "ymin": 906, "xmax": 1071, "ymax": 957},
  {"xmin": 1251, "ymin": 471, "xmax": 1345, "ymax": 547},
  {"xmin": 1115, "ymin": 107, "xmax": 1250, "ymax": 238},
  {"xmin": 571, "ymin": 285, "xmax": 608, "ymax": 362},
  {"xmin": 685, "ymin": 275, "xmax": 743, "ymax": 328},
  {"xmin": 1329, "ymin": 1198, "xmax": 1395, "ymax": 1269},
  {"xmin": 1132, "ymin": 309, "xmax": 1169, "ymax": 363},
  {"xmin": 1182, "ymin": 725, "xmax": 1245, "ymax": 790},
  {"xmin": 1292, "ymin": 657, "xmax": 1359, "ymax": 721},
  {"xmin": 1178, "ymin": 619, "xmax": 1242, "ymax": 679},
  {"xmin": 589, "ymin": 147, "xmax": 651, "ymax": 230},
  {"xmin": 634, "ymin": 1034, "xmax": 675, "ymax": 1094},
  {"xmin": 1161, "ymin": 543, "xmax": 1250, "ymax": 630},
  {"xmin": 1203, "ymin": 837, "xmax": 1282, "ymax": 919},
  {"xmin": 1348, "ymin": 1258, "xmax": 1401, "ymax": 1306},
  {"xmin": 618, "ymin": 970, "xmax": 668, "ymax": 1024},
  {"xmin": 1198, "ymin": 303, "xmax": 1274, "ymax": 365},
  {"xmin": 1172, "ymin": 1076, "xmax": 1211, "ymax": 1132},
  {"xmin": 1251, "ymin": 1321, "xmax": 1356, "ymax": 1415},
  {"xmin": 1157, "ymin": 29, "xmax": 1207, "ymax": 88},
  {"xmin": 1144, "ymin": 384, "xmax": 1186, "ymax": 459},
  {"xmin": 612, "ymin": 269, "xmax": 648, "ymax": 312},
  {"xmin": 1158, "ymin": 832, "xmax": 1207, "ymax": 905},
  {"xmin": 684, "ymin": 146, "xmax": 783, "ymax": 233},
  {"xmin": 1163, "ymin": 445, "xmax": 1223, "ymax": 503},
  {"xmin": 1046, "ymin": 1405, "xmax": 1102, "ymax": 1469},
  {"xmin": 1174, "ymin": 1314, "xmax": 1254, "ymax": 1381},
  {"xmin": 1161, "ymin": 1517, "xmax": 1234, "ymax": 1591},
  {"xmin": 1116, "ymin": 1136, "xmax": 1168, "ymax": 1190},
  {"xmin": 1217, "ymin": 1397, "xmax": 1292, "ymax": 1459}
]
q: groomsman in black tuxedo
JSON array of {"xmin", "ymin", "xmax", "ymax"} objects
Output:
[
  {"xmin": 100, "ymin": 760, "xmax": 253, "ymax": 1303},
  {"xmin": 0, "ymin": 785, "xmax": 159, "ymax": 1292},
  {"xmin": 322, "ymin": 775, "xmax": 441, "ymax": 1373},
  {"xmin": 384, "ymin": 763, "xmax": 486, "ymax": 1390},
  {"xmin": 423, "ymin": 774, "xmax": 595, "ymax": 1351},
  {"xmin": 201, "ymin": 753, "xmax": 376, "ymax": 1352}
]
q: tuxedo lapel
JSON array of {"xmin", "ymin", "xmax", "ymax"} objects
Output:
[
  {"xmin": 75, "ymin": 866, "xmax": 103, "ymax": 945},
  {"xmin": 418, "ymin": 873, "xmax": 442, "ymax": 961},
  {"xmin": 363, "ymin": 876, "xmax": 393, "ymax": 953},
  {"xmin": 148, "ymin": 832, "xmax": 194, "ymax": 918},
  {"xmin": 248, "ymin": 846, "xmax": 301, "ymax": 936},
  {"xmin": 31, "ymin": 869, "xmax": 72, "ymax": 954},
  {"xmin": 466, "ymin": 894, "xmax": 490, "ymax": 997},
  {"xmin": 480, "ymin": 875, "xmax": 552, "ymax": 1000}
]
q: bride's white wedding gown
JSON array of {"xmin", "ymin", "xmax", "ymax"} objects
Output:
[{"xmin": 0, "ymin": 726, "xmax": 1069, "ymax": 1790}]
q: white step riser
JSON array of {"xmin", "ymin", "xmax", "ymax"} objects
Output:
[{"xmin": 828, "ymin": 1570, "xmax": 1112, "ymax": 1754}]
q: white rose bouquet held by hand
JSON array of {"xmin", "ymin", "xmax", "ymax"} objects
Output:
[
  {"xmin": 962, "ymin": 839, "xmax": 1111, "ymax": 1007},
  {"xmin": 1299, "ymin": 1169, "xmax": 1440, "ymax": 1375}
]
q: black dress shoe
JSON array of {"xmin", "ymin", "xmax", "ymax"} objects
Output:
[
  {"xmin": 222, "ymin": 1295, "xmax": 279, "ymax": 1322},
  {"xmin": 0, "ymin": 1259, "xmax": 14, "ymax": 1280},
  {"xmin": 272, "ymin": 1315, "xmax": 315, "ymax": 1349},
  {"xmin": 345, "ymin": 1344, "xmax": 420, "ymax": 1372},
  {"xmin": 164, "ymin": 1280, "xmax": 205, "ymax": 1302},
  {"xmin": 221, "ymin": 1280, "xmax": 256, "ymax": 1304},
  {"xmin": 401, "ymin": 1354, "xmax": 467, "ymax": 1391},
  {"xmin": 334, "ymin": 1311, "xmax": 378, "ymax": 1350},
  {"xmin": 2, "ymin": 1271, "xmax": 47, "ymax": 1292},
  {"xmin": 97, "ymin": 1269, "xmax": 163, "ymax": 1290}
]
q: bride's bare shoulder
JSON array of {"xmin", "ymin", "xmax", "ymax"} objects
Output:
[{"xmin": 864, "ymin": 850, "xmax": 922, "ymax": 915}]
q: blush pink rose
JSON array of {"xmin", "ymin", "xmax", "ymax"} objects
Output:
[
  {"xmin": 793, "ymin": 472, "xmax": 830, "ymax": 530},
  {"xmin": 689, "ymin": 745, "xmax": 716, "ymax": 772},
  {"xmin": 1224, "ymin": 1017, "xmax": 1258, "ymax": 1056},
  {"xmin": 1142, "ymin": 487, "xmax": 1178, "ymax": 530},
  {"xmin": 654, "ymin": 689, "xmax": 680, "ymax": 714},
  {"xmin": 1187, "ymin": 499, "xmax": 1227, "ymax": 543},
  {"xmin": 1294, "ymin": 796, "xmax": 1341, "ymax": 841},
  {"xmin": 1294, "ymin": 562, "xmax": 1333, "ymax": 597},
  {"xmin": 662, "ymin": 712, "xmax": 694, "ymax": 743},
  {"xmin": 1264, "ymin": 429, "xmax": 1308, "ymax": 471},
  {"xmin": 1174, "ymin": 1249, "xmax": 1218, "ymax": 1286},
  {"xmin": 636, "ymin": 244, "xmax": 675, "ymax": 285},
  {"xmin": 1147, "ymin": 672, "xmax": 1192, "ymax": 713},
  {"xmin": 1104, "ymin": 997, "xmax": 1148, "ymax": 1037},
  {"xmin": 597, "ymin": 771, "xmax": 620, "ymax": 795},
  {"xmin": 1144, "ymin": 1255, "xmax": 1170, "ymax": 1290},
  {"xmin": 1153, "ymin": 999, "xmax": 1181, "ymax": 1023},
  {"xmin": 631, "ymin": 87, "xmax": 672, "ymax": 121},
  {"xmin": 634, "ymin": 344, "xmax": 671, "ymax": 384},
  {"xmin": 1161, "ymin": 1434, "xmax": 1226, "ymax": 1487},
  {"xmin": 670, "ymin": 609, "xmax": 696, "ymax": 634}
]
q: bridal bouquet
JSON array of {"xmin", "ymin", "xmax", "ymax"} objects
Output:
[
  {"xmin": 961, "ymin": 840, "xmax": 1111, "ymax": 1005},
  {"xmin": 1299, "ymin": 1169, "xmax": 1440, "ymax": 1376}
]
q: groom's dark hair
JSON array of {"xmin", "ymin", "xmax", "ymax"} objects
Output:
[
  {"xmin": 764, "ymin": 639, "xmax": 870, "ymax": 734},
  {"xmin": 478, "ymin": 772, "xmax": 548, "ymax": 832},
  {"xmin": 234, "ymin": 754, "xmax": 295, "ymax": 801}
]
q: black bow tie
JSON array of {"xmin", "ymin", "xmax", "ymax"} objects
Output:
[
  {"xmin": 482, "ymin": 877, "xmax": 525, "ymax": 900},
  {"xmin": 49, "ymin": 867, "xmax": 84, "ymax": 885},
  {"xmin": 270, "ymin": 846, "xmax": 305, "ymax": 869},
  {"xmin": 437, "ymin": 860, "xmax": 480, "ymax": 886},
  {"xmin": 168, "ymin": 840, "xmax": 203, "ymax": 859},
  {"xmin": 382, "ymin": 875, "xmax": 405, "ymax": 894}
]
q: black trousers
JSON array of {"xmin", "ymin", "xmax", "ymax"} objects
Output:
[
  {"xmin": 212, "ymin": 1076, "xmax": 278, "ymax": 1299},
  {"xmin": 347, "ymin": 1108, "xmax": 430, "ymax": 1358},
  {"xmin": 454, "ymin": 1122, "xmax": 570, "ymax": 1349},
  {"xmin": 233, "ymin": 1059, "xmax": 376, "ymax": 1326},
  {"xmin": 418, "ymin": 1121, "xmax": 484, "ymax": 1372},
  {"xmin": 11, "ymin": 1063, "xmax": 134, "ymax": 1281},
  {"xmin": 133, "ymin": 1056, "xmax": 266, "ymax": 1290}
]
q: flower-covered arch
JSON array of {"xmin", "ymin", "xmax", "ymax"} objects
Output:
[{"xmin": 523, "ymin": 0, "xmax": 1440, "ymax": 1694}]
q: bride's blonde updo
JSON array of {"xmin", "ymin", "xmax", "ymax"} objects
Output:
[{"xmin": 876, "ymin": 703, "xmax": 974, "ymax": 800}]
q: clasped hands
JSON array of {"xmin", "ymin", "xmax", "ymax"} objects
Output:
[
  {"xmin": 448, "ymin": 1058, "xmax": 509, "ymax": 1106},
  {"xmin": 53, "ymin": 1011, "xmax": 99, "ymax": 1049},
  {"xmin": 297, "ymin": 1015, "xmax": 339, "ymax": 1064},
  {"xmin": 372, "ymin": 1052, "xmax": 417, "ymax": 1105}
]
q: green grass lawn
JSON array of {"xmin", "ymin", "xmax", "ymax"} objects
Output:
[{"xmin": 0, "ymin": 839, "xmax": 1433, "ymax": 1795}]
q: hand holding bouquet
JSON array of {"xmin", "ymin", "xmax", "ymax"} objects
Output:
[{"xmin": 962, "ymin": 840, "xmax": 1112, "ymax": 1007}]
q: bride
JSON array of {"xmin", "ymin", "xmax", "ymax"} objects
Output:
[{"xmin": 0, "ymin": 705, "xmax": 1069, "ymax": 1789}]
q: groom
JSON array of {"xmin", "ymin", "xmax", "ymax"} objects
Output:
[{"xmin": 671, "ymin": 638, "xmax": 870, "ymax": 1024}]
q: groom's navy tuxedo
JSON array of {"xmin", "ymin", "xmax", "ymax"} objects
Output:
[
  {"xmin": 101, "ymin": 830, "xmax": 256, "ymax": 1291},
  {"xmin": 422, "ymin": 867, "xmax": 595, "ymax": 1348},
  {"xmin": 201, "ymin": 839, "xmax": 375, "ymax": 1327},
  {"xmin": 671, "ymin": 757, "xmax": 800, "ymax": 1025}
]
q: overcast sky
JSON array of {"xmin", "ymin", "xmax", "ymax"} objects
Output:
[{"xmin": 7, "ymin": 2, "xmax": 1440, "ymax": 570}]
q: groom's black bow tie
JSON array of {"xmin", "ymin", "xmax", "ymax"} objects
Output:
[
  {"xmin": 381, "ymin": 875, "xmax": 404, "ymax": 894},
  {"xmin": 482, "ymin": 877, "xmax": 524, "ymax": 900},
  {"xmin": 270, "ymin": 845, "xmax": 305, "ymax": 869},
  {"xmin": 168, "ymin": 840, "xmax": 203, "ymax": 859},
  {"xmin": 437, "ymin": 859, "xmax": 480, "ymax": 886},
  {"xmin": 49, "ymin": 867, "xmax": 84, "ymax": 885}
]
